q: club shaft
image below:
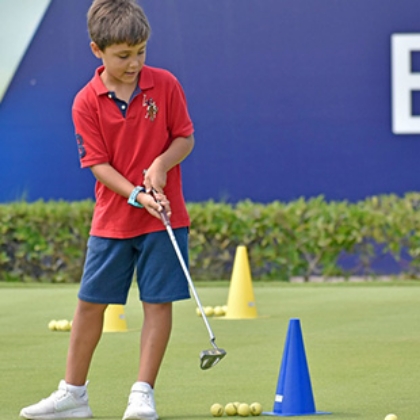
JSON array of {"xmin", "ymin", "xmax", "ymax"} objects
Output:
[{"xmin": 161, "ymin": 215, "xmax": 216, "ymax": 343}]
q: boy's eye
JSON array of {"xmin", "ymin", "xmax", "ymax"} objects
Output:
[{"xmin": 118, "ymin": 51, "xmax": 144, "ymax": 59}]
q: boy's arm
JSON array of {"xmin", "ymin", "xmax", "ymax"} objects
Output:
[
  {"xmin": 144, "ymin": 134, "xmax": 195, "ymax": 193},
  {"xmin": 90, "ymin": 163, "xmax": 168, "ymax": 219}
]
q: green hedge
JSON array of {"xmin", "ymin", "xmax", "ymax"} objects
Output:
[
  {"xmin": 0, "ymin": 201, "xmax": 92, "ymax": 282},
  {"xmin": 188, "ymin": 194, "xmax": 420, "ymax": 280},
  {"xmin": 1, "ymin": 193, "xmax": 420, "ymax": 282}
]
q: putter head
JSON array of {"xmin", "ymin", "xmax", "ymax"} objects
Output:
[{"xmin": 199, "ymin": 348, "xmax": 227, "ymax": 370}]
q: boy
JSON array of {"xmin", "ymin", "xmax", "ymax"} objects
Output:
[{"xmin": 20, "ymin": 0, "xmax": 194, "ymax": 419}]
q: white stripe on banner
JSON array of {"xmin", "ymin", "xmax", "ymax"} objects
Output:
[{"xmin": 0, "ymin": 0, "xmax": 52, "ymax": 102}]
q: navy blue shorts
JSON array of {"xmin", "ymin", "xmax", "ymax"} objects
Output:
[{"xmin": 78, "ymin": 228, "xmax": 190, "ymax": 304}]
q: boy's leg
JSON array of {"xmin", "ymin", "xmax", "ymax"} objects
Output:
[
  {"xmin": 66, "ymin": 299, "xmax": 107, "ymax": 385},
  {"xmin": 21, "ymin": 236, "xmax": 135, "ymax": 419},
  {"xmin": 138, "ymin": 301, "xmax": 172, "ymax": 386},
  {"xmin": 19, "ymin": 299, "xmax": 104, "ymax": 419},
  {"xmin": 123, "ymin": 229, "xmax": 189, "ymax": 420},
  {"xmin": 122, "ymin": 302, "xmax": 171, "ymax": 420}
]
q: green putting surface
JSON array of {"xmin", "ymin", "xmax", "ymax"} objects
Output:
[{"xmin": 1, "ymin": 281, "xmax": 418, "ymax": 419}]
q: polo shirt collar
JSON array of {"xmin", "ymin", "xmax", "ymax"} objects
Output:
[
  {"xmin": 139, "ymin": 66, "xmax": 154, "ymax": 90},
  {"xmin": 91, "ymin": 65, "xmax": 154, "ymax": 96}
]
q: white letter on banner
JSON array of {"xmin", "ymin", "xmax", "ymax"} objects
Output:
[{"xmin": 391, "ymin": 34, "xmax": 420, "ymax": 134}]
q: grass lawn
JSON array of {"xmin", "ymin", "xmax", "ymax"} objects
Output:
[{"xmin": 1, "ymin": 281, "xmax": 419, "ymax": 419}]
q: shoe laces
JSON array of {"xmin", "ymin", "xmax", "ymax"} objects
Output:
[
  {"xmin": 129, "ymin": 389, "xmax": 154, "ymax": 409},
  {"xmin": 36, "ymin": 388, "xmax": 69, "ymax": 406},
  {"xmin": 46, "ymin": 382, "xmax": 87, "ymax": 404},
  {"xmin": 53, "ymin": 387, "xmax": 68, "ymax": 398}
]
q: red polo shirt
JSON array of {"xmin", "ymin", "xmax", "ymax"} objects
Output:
[{"xmin": 72, "ymin": 65, "xmax": 194, "ymax": 238}]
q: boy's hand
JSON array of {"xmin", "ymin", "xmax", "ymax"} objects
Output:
[
  {"xmin": 143, "ymin": 165, "xmax": 167, "ymax": 194},
  {"xmin": 137, "ymin": 190, "xmax": 171, "ymax": 220}
]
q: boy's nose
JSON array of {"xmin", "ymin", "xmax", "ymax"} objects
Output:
[{"xmin": 129, "ymin": 58, "xmax": 142, "ymax": 69}]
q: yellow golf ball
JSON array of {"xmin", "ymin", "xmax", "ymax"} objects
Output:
[
  {"xmin": 384, "ymin": 415, "xmax": 398, "ymax": 420},
  {"xmin": 56, "ymin": 319, "xmax": 71, "ymax": 331},
  {"xmin": 214, "ymin": 306, "xmax": 225, "ymax": 316},
  {"xmin": 238, "ymin": 403, "xmax": 250, "ymax": 417},
  {"xmin": 250, "ymin": 402, "xmax": 263, "ymax": 416},
  {"xmin": 225, "ymin": 402, "xmax": 237, "ymax": 416},
  {"xmin": 204, "ymin": 306, "xmax": 214, "ymax": 316},
  {"xmin": 48, "ymin": 320, "xmax": 57, "ymax": 331},
  {"xmin": 210, "ymin": 403, "xmax": 224, "ymax": 417}
]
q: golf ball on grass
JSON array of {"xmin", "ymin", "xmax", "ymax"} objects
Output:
[
  {"xmin": 204, "ymin": 306, "xmax": 214, "ymax": 316},
  {"xmin": 57, "ymin": 320, "xmax": 71, "ymax": 331},
  {"xmin": 210, "ymin": 403, "xmax": 224, "ymax": 417},
  {"xmin": 238, "ymin": 403, "xmax": 250, "ymax": 417},
  {"xmin": 48, "ymin": 320, "xmax": 58, "ymax": 331},
  {"xmin": 49, "ymin": 319, "xmax": 72, "ymax": 332},
  {"xmin": 233, "ymin": 402, "xmax": 241, "ymax": 411},
  {"xmin": 213, "ymin": 306, "xmax": 225, "ymax": 316},
  {"xmin": 250, "ymin": 402, "xmax": 263, "ymax": 416},
  {"xmin": 384, "ymin": 415, "xmax": 398, "ymax": 420},
  {"xmin": 225, "ymin": 402, "xmax": 237, "ymax": 416}
]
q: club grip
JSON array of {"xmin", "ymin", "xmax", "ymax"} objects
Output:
[
  {"xmin": 149, "ymin": 188, "xmax": 171, "ymax": 227},
  {"xmin": 159, "ymin": 207, "xmax": 170, "ymax": 227}
]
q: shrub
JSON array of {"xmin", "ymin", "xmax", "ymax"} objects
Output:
[
  {"xmin": 0, "ymin": 200, "xmax": 92, "ymax": 282},
  {"xmin": 1, "ymin": 194, "xmax": 420, "ymax": 282}
]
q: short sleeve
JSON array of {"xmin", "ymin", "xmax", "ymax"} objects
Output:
[
  {"xmin": 167, "ymin": 78, "xmax": 194, "ymax": 140},
  {"xmin": 72, "ymin": 91, "xmax": 109, "ymax": 168}
]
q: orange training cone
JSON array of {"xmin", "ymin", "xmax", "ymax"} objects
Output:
[
  {"xmin": 224, "ymin": 245, "xmax": 258, "ymax": 319},
  {"xmin": 103, "ymin": 304, "xmax": 128, "ymax": 332}
]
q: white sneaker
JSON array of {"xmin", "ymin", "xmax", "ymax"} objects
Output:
[
  {"xmin": 122, "ymin": 382, "xmax": 158, "ymax": 420},
  {"xmin": 20, "ymin": 380, "xmax": 93, "ymax": 419}
]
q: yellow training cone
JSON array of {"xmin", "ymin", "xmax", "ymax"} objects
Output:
[
  {"xmin": 103, "ymin": 304, "xmax": 128, "ymax": 332},
  {"xmin": 224, "ymin": 245, "xmax": 258, "ymax": 319}
]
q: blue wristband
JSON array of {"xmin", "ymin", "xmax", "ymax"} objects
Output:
[{"xmin": 128, "ymin": 186, "xmax": 146, "ymax": 208}]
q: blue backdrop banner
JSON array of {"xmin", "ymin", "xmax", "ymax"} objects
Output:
[{"xmin": 1, "ymin": 0, "xmax": 419, "ymax": 203}]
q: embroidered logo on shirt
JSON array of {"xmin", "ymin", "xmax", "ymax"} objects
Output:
[
  {"xmin": 76, "ymin": 134, "xmax": 86, "ymax": 159},
  {"xmin": 142, "ymin": 95, "xmax": 158, "ymax": 121}
]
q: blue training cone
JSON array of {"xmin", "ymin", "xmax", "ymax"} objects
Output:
[{"xmin": 264, "ymin": 318, "xmax": 330, "ymax": 416}]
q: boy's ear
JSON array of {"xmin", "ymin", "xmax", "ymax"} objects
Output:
[{"xmin": 90, "ymin": 42, "xmax": 103, "ymax": 59}]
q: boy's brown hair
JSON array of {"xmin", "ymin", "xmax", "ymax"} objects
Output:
[{"xmin": 87, "ymin": 0, "xmax": 151, "ymax": 51}]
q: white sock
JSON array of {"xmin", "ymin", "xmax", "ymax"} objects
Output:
[
  {"xmin": 134, "ymin": 381, "xmax": 153, "ymax": 390},
  {"xmin": 65, "ymin": 383, "xmax": 87, "ymax": 397}
]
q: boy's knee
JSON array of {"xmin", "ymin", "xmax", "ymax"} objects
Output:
[
  {"xmin": 76, "ymin": 299, "xmax": 107, "ymax": 316},
  {"xmin": 143, "ymin": 302, "xmax": 172, "ymax": 317}
]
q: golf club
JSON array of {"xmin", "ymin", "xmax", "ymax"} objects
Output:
[{"xmin": 152, "ymin": 191, "xmax": 226, "ymax": 369}]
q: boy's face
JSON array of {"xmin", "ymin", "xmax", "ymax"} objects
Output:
[{"xmin": 91, "ymin": 41, "xmax": 147, "ymax": 87}]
